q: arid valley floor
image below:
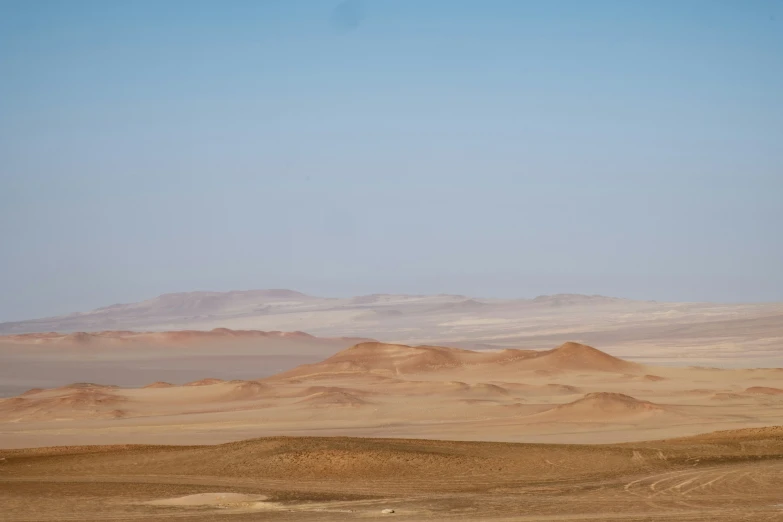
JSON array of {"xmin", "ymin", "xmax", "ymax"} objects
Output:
[{"xmin": 1, "ymin": 292, "xmax": 782, "ymax": 520}]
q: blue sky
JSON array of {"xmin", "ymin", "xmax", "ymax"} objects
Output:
[{"xmin": 1, "ymin": 0, "xmax": 781, "ymax": 320}]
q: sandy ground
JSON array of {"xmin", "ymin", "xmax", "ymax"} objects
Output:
[
  {"xmin": 0, "ymin": 329, "xmax": 369, "ymax": 397},
  {"xmin": 1, "ymin": 334, "xmax": 782, "ymax": 521},
  {"xmin": 1, "ymin": 341, "xmax": 781, "ymax": 449},
  {"xmin": 1, "ymin": 427, "xmax": 782, "ymax": 521}
]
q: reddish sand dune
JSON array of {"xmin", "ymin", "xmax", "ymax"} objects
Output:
[
  {"xmin": 277, "ymin": 341, "xmax": 637, "ymax": 378},
  {"xmin": 524, "ymin": 342, "xmax": 640, "ymax": 372}
]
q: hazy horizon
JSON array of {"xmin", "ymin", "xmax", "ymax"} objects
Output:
[{"xmin": 2, "ymin": 0, "xmax": 782, "ymax": 322}]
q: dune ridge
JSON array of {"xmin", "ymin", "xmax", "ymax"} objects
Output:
[
  {"xmin": 1, "ymin": 339, "xmax": 782, "ymax": 447},
  {"xmin": 277, "ymin": 341, "xmax": 640, "ymax": 379}
]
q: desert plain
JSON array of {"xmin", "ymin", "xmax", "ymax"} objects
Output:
[{"xmin": 1, "ymin": 291, "xmax": 782, "ymax": 521}]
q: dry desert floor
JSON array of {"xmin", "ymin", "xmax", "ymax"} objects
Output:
[
  {"xmin": 1, "ymin": 427, "xmax": 782, "ymax": 521},
  {"xmin": 1, "ymin": 336, "xmax": 782, "ymax": 520}
]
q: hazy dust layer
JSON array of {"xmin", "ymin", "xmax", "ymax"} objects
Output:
[
  {"xmin": 0, "ymin": 328, "xmax": 369, "ymax": 396},
  {"xmin": 3, "ymin": 290, "xmax": 782, "ymax": 368}
]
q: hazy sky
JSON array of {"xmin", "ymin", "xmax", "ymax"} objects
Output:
[{"xmin": 1, "ymin": 0, "xmax": 782, "ymax": 321}]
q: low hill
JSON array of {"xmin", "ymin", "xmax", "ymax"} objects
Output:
[
  {"xmin": 525, "ymin": 392, "xmax": 678, "ymax": 422},
  {"xmin": 276, "ymin": 341, "xmax": 639, "ymax": 378}
]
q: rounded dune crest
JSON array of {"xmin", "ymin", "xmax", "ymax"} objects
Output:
[
  {"xmin": 533, "ymin": 342, "xmax": 641, "ymax": 373},
  {"xmin": 527, "ymin": 392, "xmax": 675, "ymax": 422},
  {"xmin": 273, "ymin": 341, "xmax": 641, "ymax": 380}
]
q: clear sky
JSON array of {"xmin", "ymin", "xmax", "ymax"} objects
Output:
[{"xmin": 1, "ymin": 0, "xmax": 781, "ymax": 321}]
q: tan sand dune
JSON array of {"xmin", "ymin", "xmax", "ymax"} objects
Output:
[
  {"xmin": 524, "ymin": 392, "xmax": 678, "ymax": 422},
  {"xmin": 519, "ymin": 341, "xmax": 642, "ymax": 372},
  {"xmin": 1, "ymin": 340, "xmax": 782, "ymax": 448},
  {"xmin": 0, "ymin": 387, "xmax": 127, "ymax": 421},
  {"xmin": 279, "ymin": 340, "xmax": 639, "ymax": 379}
]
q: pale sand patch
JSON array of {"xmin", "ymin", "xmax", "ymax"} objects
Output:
[{"xmin": 145, "ymin": 492, "xmax": 268, "ymax": 507}]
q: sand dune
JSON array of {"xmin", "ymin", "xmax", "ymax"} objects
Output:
[
  {"xmin": 0, "ymin": 387, "xmax": 128, "ymax": 421},
  {"xmin": 526, "ymin": 392, "xmax": 677, "ymax": 422},
  {"xmin": 1, "ymin": 339, "xmax": 781, "ymax": 448},
  {"xmin": 279, "ymin": 341, "xmax": 639, "ymax": 379}
]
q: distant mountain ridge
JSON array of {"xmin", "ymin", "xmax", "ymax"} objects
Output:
[
  {"xmin": 2, "ymin": 290, "xmax": 782, "ymax": 368},
  {"xmin": 0, "ymin": 290, "xmax": 632, "ymax": 335}
]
